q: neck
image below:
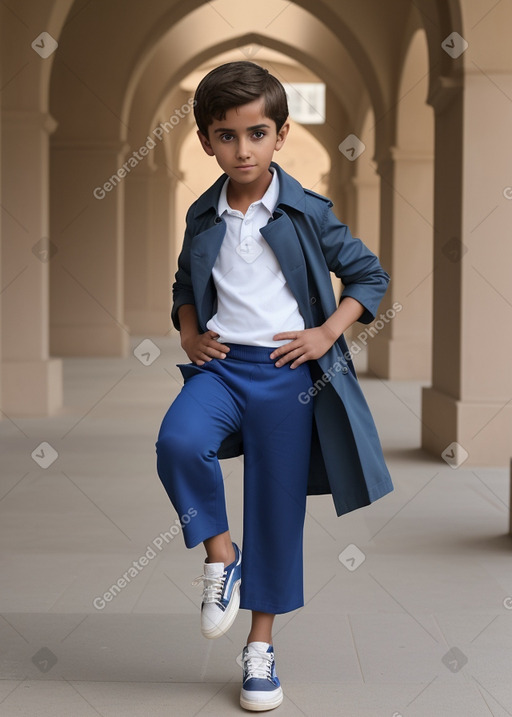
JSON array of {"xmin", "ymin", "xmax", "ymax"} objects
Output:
[{"xmin": 226, "ymin": 169, "xmax": 273, "ymax": 213}]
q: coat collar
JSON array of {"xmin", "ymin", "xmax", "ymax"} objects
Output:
[{"xmin": 191, "ymin": 161, "xmax": 307, "ymax": 219}]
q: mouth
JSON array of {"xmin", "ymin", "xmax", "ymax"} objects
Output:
[{"xmin": 236, "ymin": 165, "xmax": 255, "ymax": 169}]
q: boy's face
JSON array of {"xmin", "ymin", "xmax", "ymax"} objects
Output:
[{"xmin": 197, "ymin": 98, "xmax": 289, "ymax": 190}]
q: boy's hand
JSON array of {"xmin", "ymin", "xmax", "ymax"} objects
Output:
[
  {"xmin": 181, "ymin": 330, "xmax": 230, "ymax": 366},
  {"xmin": 270, "ymin": 325, "xmax": 337, "ymax": 368}
]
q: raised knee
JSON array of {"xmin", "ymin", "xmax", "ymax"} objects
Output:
[
  {"xmin": 156, "ymin": 428, "xmax": 184, "ymax": 461},
  {"xmin": 156, "ymin": 426, "xmax": 212, "ymax": 463}
]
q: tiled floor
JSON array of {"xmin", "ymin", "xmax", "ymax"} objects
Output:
[{"xmin": 0, "ymin": 336, "xmax": 510, "ymax": 716}]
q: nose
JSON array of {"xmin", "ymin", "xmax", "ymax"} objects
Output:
[{"xmin": 236, "ymin": 138, "xmax": 250, "ymax": 160}]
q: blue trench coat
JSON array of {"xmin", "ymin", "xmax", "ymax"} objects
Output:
[{"xmin": 171, "ymin": 162, "xmax": 394, "ymax": 516}]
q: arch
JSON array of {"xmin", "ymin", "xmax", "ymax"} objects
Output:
[
  {"xmin": 411, "ymin": 0, "xmax": 465, "ymax": 107},
  {"xmin": 120, "ymin": 2, "xmax": 386, "ymax": 140},
  {"xmin": 39, "ymin": 0, "xmax": 76, "ymax": 111},
  {"xmin": 396, "ymin": 29, "xmax": 434, "ymax": 150},
  {"xmin": 48, "ymin": 0, "xmax": 386, "ymax": 148},
  {"xmin": 125, "ymin": 29, "xmax": 370, "ymax": 154},
  {"xmin": 0, "ymin": 0, "xmax": 74, "ymax": 112}
]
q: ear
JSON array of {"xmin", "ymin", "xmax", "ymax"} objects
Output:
[
  {"xmin": 274, "ymin": 121, "xmax": 290, "ymax": 152},
  {"xmin": 197, "ymin": 129, "xmax": 215, "ymax": 156}
]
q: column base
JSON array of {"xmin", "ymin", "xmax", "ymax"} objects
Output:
[
  {"xmin": 50, "ymin": 324, "xmax": 129, "ymax": 357},
  {"xmin": 368, "ymin": 336, "xmax": 431, "ymax": 379},
  {"xmin": 422, "ymin": 387, "xmax": 512, "ymax": 466},
  {"xmin": 124, "ymin": 310, "xmax": 173, "ymax": 336},
  {"xmin": 1, "ymin": 359, "xmax": 63, "ymax": 416}
]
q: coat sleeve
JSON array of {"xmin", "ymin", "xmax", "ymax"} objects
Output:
[
  {"xmin": 318, "ymin": 203, "xmax": 390, "ymax": 324},
  {"xmin": 171, "ymin": 205, "xmax": 197, "ymax": 331}
]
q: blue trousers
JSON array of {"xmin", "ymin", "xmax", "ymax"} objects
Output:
[{"xmin": 155, "ymin": 344, "xmax": 314, "ymax": 614}]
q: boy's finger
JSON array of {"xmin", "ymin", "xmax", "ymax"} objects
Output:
[
  {"xmin": 275, "ymin": 347, "xmax": 302, "ymax": 366},
  {"xmin": 272, "ymin": 332, "xmax": 296, "ymax": 341},
  {"xmin": 270, "ymin": 338, "xmax": 298, "ymax": 360},
  {"xmin": 202, "ymin": 343, "xmax": 228, "ymax": 359}
]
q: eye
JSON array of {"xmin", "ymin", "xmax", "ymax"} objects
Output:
[
  {"xmin": 252, "ymin": 131, "xmax": 265, "ymax": 140},
  {"xmin": 220, "ymin": 133, "xmax": 234, "ymax": 142}
]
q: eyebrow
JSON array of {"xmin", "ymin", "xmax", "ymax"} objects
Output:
[{"xmin": 213, "ymin": 123, "xmax": 271, "ymax": 133}]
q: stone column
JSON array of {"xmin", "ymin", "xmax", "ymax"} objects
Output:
[
  {"xmin": 124, "ymin": 165, "xmax": 174, "ymax": 335},
  {"xmin": 49, "ymin": 140, "xmax": 130, "ymax": 356},
  {"xmin": 352, "ymin": 172, "xmax": 379, "ymax": 257},
  {"xmin": 422, "ymin": 71, "xmax": 512, "ymax": 465},
  {"xmin": 369, "ymin": 147, "xmax": 433, "ymax": 379},
  {"xmin": 1, "ymin": 111, "xmax": 62, "ymax": 415},
  {"xmin": 0, "ymin": 80, "xmax": 2, "ymax": 414}
]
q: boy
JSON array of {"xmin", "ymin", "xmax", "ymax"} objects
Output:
[{"xmin": 156, "ymin": 61, "xmax": 393, "ymax": 712}]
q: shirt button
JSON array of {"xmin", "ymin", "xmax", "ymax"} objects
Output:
[
  {"xmin": 310, "ymin": 296, "xmax": 317, "ymax": 305},
  {"xmin": 341, "ymin": 366, "xmax": 349, "ymax": 374}
]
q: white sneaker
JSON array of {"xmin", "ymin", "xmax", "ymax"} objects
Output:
[
  {"xmin": 240, "ymin": 641, "xmax": 283, "ymax": 711},
  {"xmin": 192, "ymin": 543, "xmax": 242, "ymax": 639}
]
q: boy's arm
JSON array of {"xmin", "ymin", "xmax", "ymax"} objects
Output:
[{"xmin": 322, "ymin": 296, "xmax": 365, "ymax": 342}]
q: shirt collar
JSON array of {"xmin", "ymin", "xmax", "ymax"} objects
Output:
[{"xmin": 218, "ymin": 166, "xmax": 279, "ymax": 216}]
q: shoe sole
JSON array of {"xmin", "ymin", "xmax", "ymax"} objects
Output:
[
  {"xmin": 240, "ymin": 686, "xmax": 284, "ymax": 711},
  {"xmin": 201, "ymin": 579, "xmax": 241, "ymax": 639}
]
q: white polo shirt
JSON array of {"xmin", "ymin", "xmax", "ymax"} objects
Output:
[{"xmin": 206, "ymin": 168, "xmax": 305, "ymax": 347}]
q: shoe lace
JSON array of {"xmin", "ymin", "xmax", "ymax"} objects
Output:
[
  {"xmin": 243, "ymin": 649, "xmax": 274, "ymax": 681},
  {"xmin": 192, "ymin": 571, "xmax": 226, "ymax": 604}
]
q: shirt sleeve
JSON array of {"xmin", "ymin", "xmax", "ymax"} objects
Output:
[{"xmin": 319, "ymin": 203, "xmax": 390, "ymax": 324}]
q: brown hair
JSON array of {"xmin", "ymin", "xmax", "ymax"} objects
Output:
[{"xmin": 193, "ymin": 61, "xmax": 289, "ymax": 137}]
